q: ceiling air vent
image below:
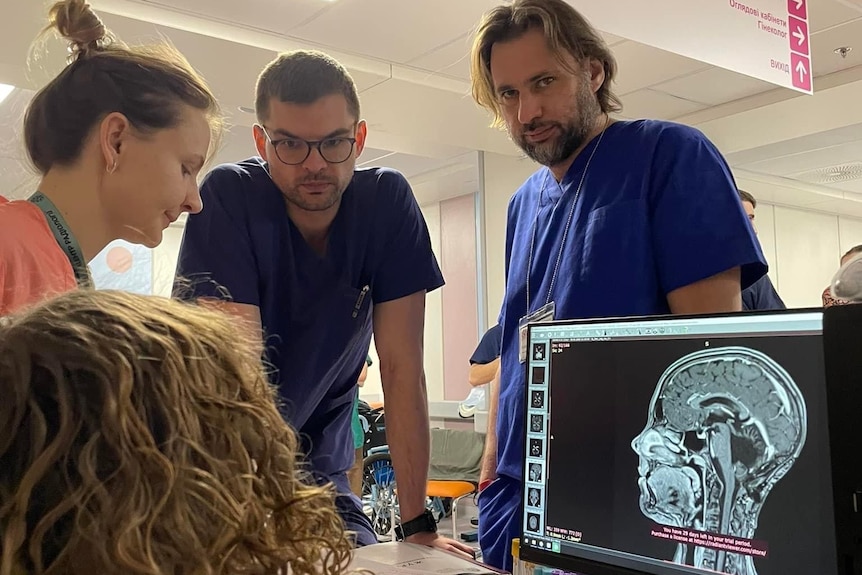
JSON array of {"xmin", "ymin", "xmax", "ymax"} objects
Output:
[{"xmin": 794, "ymin": 162, "xmax": 862, "ymax": 184}]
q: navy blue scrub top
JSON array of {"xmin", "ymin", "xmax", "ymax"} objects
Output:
[
  {"xmin": 470, "ymin": 324, "xmax": 503, "ymax": 365},
  {"xmin": 174, "ymin": 157, "xmax": 444, "ymax": 490},
  {"xmin": 742, "ymin": 273, "xmax": 786, "ymax": 311}
]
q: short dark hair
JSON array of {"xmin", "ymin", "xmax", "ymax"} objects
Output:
[
  {"xmin": 255, "ymin": 50, "xmax": 360, "ymax": 124},
  {"xmin": 25, "ymin": 0, "xmax": 220, "ymax": 175},
  {"xmin": 738, "ymin": 189, "xmax": 757, "ymax": 208},
  {"xmin": 471, "ymin": 0, "xmax": 622, "ymax": 128}
]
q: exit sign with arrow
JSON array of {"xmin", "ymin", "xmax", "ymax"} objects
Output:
[{"xmin": 569, "ymin": 0, "xmax": 815, "ymax": 94}]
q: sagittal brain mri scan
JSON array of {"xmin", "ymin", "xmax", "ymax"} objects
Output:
[
  {"xmin": 530, "ymin": 463, "xmax": 543, "ymax": 482},
  {"xmin": 631, "ymin": 347, "xmax": 807, "ymax": 575}
]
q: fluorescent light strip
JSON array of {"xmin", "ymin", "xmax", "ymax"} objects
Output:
[{"xmin": 0, "ymin": 84, "xmax": 14, "ymax": 105}]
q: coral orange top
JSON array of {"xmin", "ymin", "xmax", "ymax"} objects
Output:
[{"xmin": 0, "ymin": 195, "xmax": 77, "ymax": 316}]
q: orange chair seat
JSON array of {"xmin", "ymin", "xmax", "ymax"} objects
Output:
[
  {"xmin": 426, "ymin": 480, "xmax": 475, "ymax": 499},
  {"xmin": 368, "ymin": 401, "xmax": 384, "ymax": 410}
]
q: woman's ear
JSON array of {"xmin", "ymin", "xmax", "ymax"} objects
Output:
[{"xmin": 99, "ymin": 112, "xmax": 131, "ymax": 173}]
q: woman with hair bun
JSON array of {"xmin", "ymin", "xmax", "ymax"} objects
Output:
[{"xmin": 0, "ymin": 0, "xmax": 222, "ymax": 315}]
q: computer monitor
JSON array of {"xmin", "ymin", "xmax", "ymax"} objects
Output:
[{"xmin": 520, "ymin": 308, "xmax": 862, "ymax": 575}]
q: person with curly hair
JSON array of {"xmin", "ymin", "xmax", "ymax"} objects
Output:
[{"xmin": 0, "ymin": 290, "xmax": 352, "ymax": 575}]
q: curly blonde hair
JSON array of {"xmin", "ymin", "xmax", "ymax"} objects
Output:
[{"xmin": 0, "ymin": 290, "xmax": 352, "ymax": 575}]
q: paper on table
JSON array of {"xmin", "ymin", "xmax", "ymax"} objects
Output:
[{"xmin": 351, "ymin": 542, "xmax": 505, "ymax": 575}]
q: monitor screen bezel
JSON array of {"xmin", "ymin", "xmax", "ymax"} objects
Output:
[{"xmin": 518, "ymin": 306, "xmax": 856, "ymax": 575}]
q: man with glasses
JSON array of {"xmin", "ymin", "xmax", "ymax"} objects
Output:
[{"xmin": 174, "ymin": 50, "xmax": 472, "ymax": 556}]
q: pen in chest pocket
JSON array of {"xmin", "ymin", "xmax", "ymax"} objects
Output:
[{"xmin": 352, "ymin": 285, "xmax": 370, "ymax": 318}]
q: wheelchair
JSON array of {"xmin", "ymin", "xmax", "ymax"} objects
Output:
[{"xmin": 357, "ymin": 402, "xmax": 451, "ymax": 540}]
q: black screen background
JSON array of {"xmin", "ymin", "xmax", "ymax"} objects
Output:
[{"xmin": 543, "ymin": 335, "xmax": 836, "ymax": 575}]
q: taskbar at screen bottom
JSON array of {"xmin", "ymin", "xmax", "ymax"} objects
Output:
[{"xmin": 519, "ymin": 537, "xmax": 727, "ymax": 575}]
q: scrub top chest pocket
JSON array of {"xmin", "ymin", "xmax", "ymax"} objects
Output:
[{"xmin": 580, "ymin": 200, "xmax": 654, "ymax": 298}]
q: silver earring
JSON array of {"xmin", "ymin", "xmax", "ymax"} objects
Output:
[{"xmin": 106, "ymin": 160, "xmax": 118, "ymax": 174}]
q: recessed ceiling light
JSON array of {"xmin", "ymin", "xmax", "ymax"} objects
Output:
[
  {"xmin": 0, "ymin": 83, "xmax": 14, "ymax": 105},
  {"xmin": 833, "ymin": 46, "xmax": 853, "ymax": 58},
  {"xmin": 238, "ymin": 105, "xmax": 255, "ymax": 114}
]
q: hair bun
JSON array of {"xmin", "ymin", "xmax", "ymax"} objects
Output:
[{"xmin": 47, "ymin": 0, "xmax": 108, "ymax": 57}]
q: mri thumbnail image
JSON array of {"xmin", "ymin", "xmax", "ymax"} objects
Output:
[
  {"xmin": 631, "ymin": 347, "xmax": 807, "ymax": 575},
  {"xmin": 533, "ymin": 343, "xmax": 547, "ymax": 361},
  {"xmin": 530, "ymin": 438, "xmax": 544, "ymax": 458},
  {"xmin": 529, "ymin": 462, "xmax": 543, "ymax": 483},
  {"xmin": 527, "ymin": 512, "xmax": 541, "ymax": 533},
  {"xmin": 531, "ymin": 390, "xmax": 546, "ymax": 409},
  {"xmin": 528, "ymin": 487, "xmax": 543, "ymax": 508},
  {"xmin": 531, "ymin": 414, "xmax": 544, "ymax": 433}
]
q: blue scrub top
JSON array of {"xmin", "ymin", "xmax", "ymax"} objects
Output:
[
  {"xmin": 742, "ymin": 273, "xmax": 786, "ymax": 310},
  {"xmin": 174, "ymin": 157, "xmax": 444, "ymax": 491},
  {"xmin": 470, "ymin": 323, "xmax": 503, "ymax": 365},
  {"xmin": 495, "ymin": 119, "xmax": 767, "ymax": 481}
]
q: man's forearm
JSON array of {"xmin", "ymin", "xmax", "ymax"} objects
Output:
[
  {"xmin": 468, "ymin": 358, "xmax": 499, "ymax": 386},
  {"xmin": 479, "ymin": 366, "xmax": 501, "ymax": 486},
  {"xmin": 383, "ymin": 369, "xmax": 431, "ymax": 521}
]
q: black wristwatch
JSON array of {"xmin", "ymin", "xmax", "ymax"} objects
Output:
[{"xmin": 395, "ymin": 509, "xmax": 437, "ymax": 541}]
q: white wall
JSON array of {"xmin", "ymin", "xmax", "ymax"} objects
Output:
[
  {"xmin": 481, "ymin": 151, "xmax": 540, "ymax": 325},
  {"xmin": 420, "ymin": 203, "xmax": 445, "ymax": 402},
  {"xmin": 358, "ymin": 202, "xmax": 445, "ymax": 402},
  {"xmin": 752, "ymin": 203, "xmax": 862, "ymax": 308}
]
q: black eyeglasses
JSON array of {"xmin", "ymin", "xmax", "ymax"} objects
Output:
[{"xmin": 261, "ymin": 126, "xmax": 356, "ymax": 165}]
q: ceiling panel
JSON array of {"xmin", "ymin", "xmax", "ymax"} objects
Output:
[
  {"xmin": 289, "ymin": 0, "xmax": 500, "ymax": 64},
  {"xmin": 359, "ymin": 150, "xmax": 460, "ymax": 179},
  {"xmin": 355, "ymin": 146, "xmax": 396, "ymax": 165},
  {"xmin": 808, "ymin": 0, "xmax": 862, "ymax": 32},
  {"xmin": 653, "ymin": 67, "xmax": 776, "ymax": 106},
  {"xmin": 738, "ymin": 140, "xmax": 862, "ymax": 176},
  {"xmin": 821, "ymin": 178, "xmax": 862, "ymax": 195},
  {"xmin": 726, "ymin": 123, "xmax": 862, "ymax": 166},
  {"xmin": 408, "ymin": 28, "xmax": 631, "ymax": 83},
  {"xmin": 101, "ymin": 13, "xmax": 392, "ymax": 127},
  {"xmin": 412, "ymin": 163, "xmax": 478, "ymax": 206},
  {"xmin": 407, "ymin": 35, "xmax": 472, "ymax": 81},
  {"xmin": 610, "ymin": 41, "xmax": 710, "ymax": 95},
  {"xmin": 117, "ymin": 0, "xmax": 330, "ymax": 35},
  {"xmin": 101, "ymin": 13, "xmax": 275, "ymax": 114},
  {"xmin": 619, "ymin": 89, "xmax": 708, "ymax": 120},
  {"xmin": 353, "ymin": 70, "xmax": 392, "ymax": 94},
  {"xmin": 600, "ymin": 30, "xmax": 628, "ymax": 46},
  {"xmin": 810, "ymin": 19, "xmax": 862, "ymax": 76},
  {"xmin": 358, "ymin": 77, "xmax": 512, "ymax": 155}
]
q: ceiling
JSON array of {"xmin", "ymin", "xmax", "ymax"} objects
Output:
[{"xmin": 0, "ymin": 0, "xmax": 861, "ymax": 213}]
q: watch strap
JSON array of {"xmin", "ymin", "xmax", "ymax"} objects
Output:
[{"xmin": 395, "ymin": 509, "xmax": 437, "ymax": 540}]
